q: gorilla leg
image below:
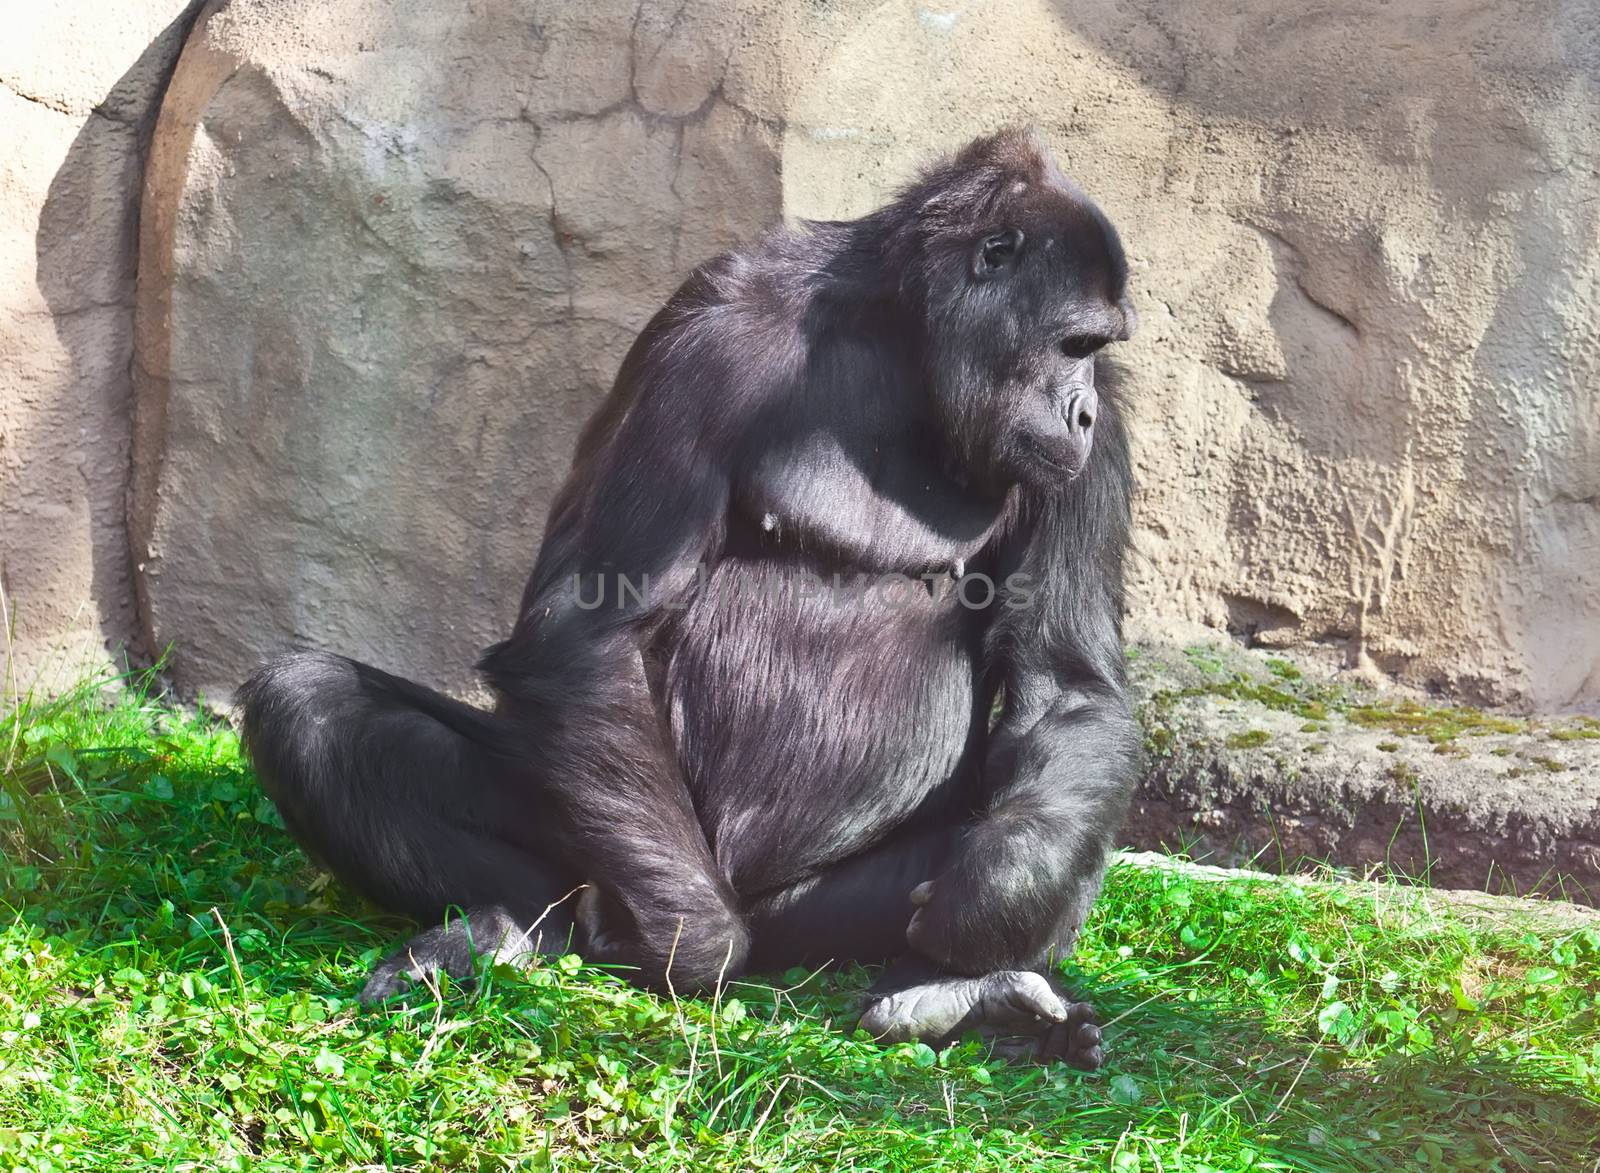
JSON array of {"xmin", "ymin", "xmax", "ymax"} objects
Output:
[
  {"xmin": 743, "ymin": 823, "xmax": 959, "ymax": 970},
  {"xmin": 237, "ymin": 651, "xmax": 581, "ymax": 999},
  {"xmin": 358, "ymin": 900, "xmax": 578, "ymax": 1003},
  {"xmin": 742, "ymin": 824, "xmax": 1103, "ymax": 1069}
]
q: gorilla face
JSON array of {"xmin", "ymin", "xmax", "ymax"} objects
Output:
[{"xmin": 920, "ymin": 170, "xmax": 1135, "ymax": 495}]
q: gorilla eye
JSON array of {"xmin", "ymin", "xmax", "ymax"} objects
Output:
[
  {"xmin": 1060, "ymin": 334, "xmax": 1108, "ymax": 360},
  {"xmin": 972, "ymin": 228, "xmax": 1025, "ymax": 279}
]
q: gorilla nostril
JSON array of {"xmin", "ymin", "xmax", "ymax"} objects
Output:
[{"xmin": 1077, "ymin": 409, "xmax": 1093, "ymax": 430}]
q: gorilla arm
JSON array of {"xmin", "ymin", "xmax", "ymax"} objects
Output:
[
  {"xmin": 479, "ymin": 322, "xmax": 755, "ymax": 991},
  {"xmin": 903, "ymin": 406, "xmax": 1141, "ymax": 974}
]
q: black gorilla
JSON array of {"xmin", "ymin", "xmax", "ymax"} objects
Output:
[{"xmin": 239, "ymin": 126, "xmax": 1140, "ymax": 1068}]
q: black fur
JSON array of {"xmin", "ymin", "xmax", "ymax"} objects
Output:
[{"xmin": 239, "ymin": 127, "xmax": 1141, "ymax": 1061}]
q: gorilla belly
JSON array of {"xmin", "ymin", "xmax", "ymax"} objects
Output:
[{"xmin": 664, "ymin": 556, "xmax": 989, "ymax": 896}]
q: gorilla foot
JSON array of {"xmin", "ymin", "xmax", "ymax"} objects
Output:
[
  {"xmin": 987, "ymin": 998, "xmax": 1103, "ymax": 1069},
  {"xmin": 858, "ymin": 968, "xmax": 1104, "ymax": 1070},
  {"xmin": 360, "ymin": 904, "xmax": 572, "ymax": 1004}
]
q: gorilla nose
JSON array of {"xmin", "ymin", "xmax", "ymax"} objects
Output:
[{"xmin": 1063, "ymin": 388, "xmax": 1098, "ymax": 468}]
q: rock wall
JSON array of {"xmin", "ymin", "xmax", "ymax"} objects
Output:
[
  {"xmin": 0, "ymin": 1, "xmax": 201, "ymax": 694},
  {"xmin": 775, "ymin": 0, "xmax": 1600, "ymax": 710},
  {"xmin": 16, "ymin": 0, "xmax": 1600, "ymax": 708},
  {"xmin": 130, "ymin": 0, "xmax": 787, "ymax": 699}
]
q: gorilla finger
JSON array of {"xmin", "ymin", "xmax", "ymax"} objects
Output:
[
  {"xmin": 1066, "ymin": 1021, "xmax": 1105, "ymax": 1071},
  {"xmin": 1031, "ymin": 1020, "xmax": 1077, "ymax": 1062},
  {"xmin": 985, "ymin": 971, "xmax": 1068, "ymax": 1027},
  {"xmin": 1023, "ymin": 1011, "xmax": 1104, "ymax": 1067},
  {"xmin": 1063, "ymin": 999, "xmax": 1100, "ymax": 1028},
  {"xmin": 985, "ymin": 1035, "xmax": 1039, "ymax": 1065},
  {"xmin": 1068, "ymin": 1044, "xmax": 1105, "ymax": 1071},
  {"xmin": 909, "ymin": 881, "xmax": 936, "ymax": 906},
  {"xmin": 904, "ymin": 908, "xmax": 954, "ymax": 967},
  {"xmin": 1028, "ymin": 1021, "xmax": 1101, "ymax": 1067}
]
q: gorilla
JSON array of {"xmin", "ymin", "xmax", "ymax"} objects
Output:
[{"xmin": 239, "ymin": 126, "xmax": 1140, "ymax": 1069}]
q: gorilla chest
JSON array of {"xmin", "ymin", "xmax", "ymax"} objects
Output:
[
  {"xmin": 661, "ymin": 552, "xmax": 993, "ymax": 893},
  {"xmin": 738, "ymin": 428, "xmax": 1010, "ymax": 576}
]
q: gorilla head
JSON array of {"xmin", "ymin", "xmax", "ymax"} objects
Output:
[{"xmin": 889, "ymin": 128, "xmax": 1137, "ymax": 493}]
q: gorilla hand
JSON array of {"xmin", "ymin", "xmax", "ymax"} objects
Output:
[{"xmin": 860, "ymin": 965, "xmax": 1105, "ymax": 1070}]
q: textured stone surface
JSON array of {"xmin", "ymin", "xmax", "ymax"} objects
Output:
[
  {"xmin": 1118, "ymin": 850, "xmax": 1600, "ymax": 930},
  {"xmin": 1126, "ymin": 640, "xmax": 1600, "ymax": 901},
  {"xmin": 113, "ymin": 0, "xmax": 1600, "ymax": 710},
  {"xmin": 0, "ymin": 1, "xmax": 200, "ymax": 694},
  {"xmin": 777, "ymin": 0, "xmax": 1600, "ymax": 711},
  {"xmin": 132, "ymin": 0, "xmax": 783, "ymax": 698}
]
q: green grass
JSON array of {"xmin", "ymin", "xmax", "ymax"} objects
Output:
[{"xmin": 3, "ymin": 672, "xmax": 1599, "ymax": 1171}]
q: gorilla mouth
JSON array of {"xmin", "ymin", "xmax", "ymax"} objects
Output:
[{"xmin": 1019, "ymin": 436, "xmax": 1084, "ymax": 480}]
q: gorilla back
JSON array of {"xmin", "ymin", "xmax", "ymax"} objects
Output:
[{"xmin": 241, "ymin": 126, "xmax": 1140, "ymax": 1068}]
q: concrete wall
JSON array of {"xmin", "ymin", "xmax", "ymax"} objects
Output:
[
  {"xmin": 6, "ymin": 0, "xmax": 1599, "ymax": 710},
  {"xmin": 0, "ymin": 1, "xmax": 200, "ymax": 694}
]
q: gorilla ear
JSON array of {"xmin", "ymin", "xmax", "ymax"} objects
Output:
[
  {"xmin": 1116, "ymin": 296, "xmax": 1138, "ymax": 340},
  {"xmin": 971, "ymin": 228, "xmax": 1024, "ymax": 280}
]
